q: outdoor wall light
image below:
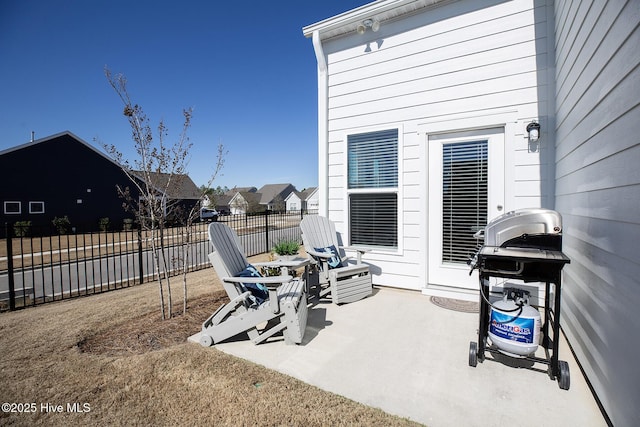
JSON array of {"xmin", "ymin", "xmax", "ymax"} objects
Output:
[
  {"xmin": 357, "ymin": 18, "xmax": 380, "ymax": 34},
  {"xmin": 526, "ymin": 121, "xmax": 541, "ymax": 143}
]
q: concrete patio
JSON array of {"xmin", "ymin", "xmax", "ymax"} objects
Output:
[{"xmin": 190, "ymin": 287, "xmax": 606, "ymax": 426}]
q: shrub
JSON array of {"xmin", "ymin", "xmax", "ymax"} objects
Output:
[
  {"xmin": 98, "ymin": 217, "xmax": 110, "ymax": 232},
  {"xmin": 13, "ymin": 221, "xmax": 32, "ymax": 237},
  {"xmin": 52, "ymin": 216, "xmax": 71, "ymax": 234},
  {"xmin": 123, "ymin": 218, "xmax": 134, "ymax": 231},
  {"xmin": 272, "ymin": 239, "xmax": 300, "ymax": 256}
]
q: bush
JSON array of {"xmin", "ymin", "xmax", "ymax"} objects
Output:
[
  {"xmin": 123, "ymin": 218, "xmax": 134, "ymax": 231},
  {"xmin": 272, "ymin": 239, "xmax": 300, "ymax": 256},
  {"xmin": 98, "ymin": 217, "xmax": 110, "ymax": 232},
  {"xmin": 52, "ymin": 216, "xmax": 71, "ymax": 234},
  {"xmin": 13, "ymin": 221, "xmax": 32, "ymax": 237}
]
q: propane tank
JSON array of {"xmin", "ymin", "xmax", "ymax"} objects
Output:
[{"xmin": 488, "ymin": 289, "xmax": 541, "ymax": 357}]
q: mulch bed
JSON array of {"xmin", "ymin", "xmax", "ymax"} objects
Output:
[{"xmin": 78, "ymin": 290, "xmax": 228, "ymax": 356}]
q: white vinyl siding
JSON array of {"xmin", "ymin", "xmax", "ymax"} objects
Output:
[
  {"xmin": 554, "ymin": 1, "xmax": 640, "ymax": 426},
  {"xmin": 285, "ymin": 194, "xmax": 302, "ymax": 212},
  {"xmin": 324, "ymin": 2, "xmax": 549, "ymax": 130},
  {"xmin": 320, "ymin": 0, "xmax": 554, "ymax": 289}
]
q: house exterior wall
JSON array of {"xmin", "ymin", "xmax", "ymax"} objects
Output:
[
  {"xmin": 317, "ymin": 0, "xmax": 555, "ymax": 292},
  {"xmin": 229, "ymin": 193, "xmax": 248, "ymax": 215},
  {"xmin": 306, "ymin": 189, "xmax": 319, "ymax": 211},
  {"xmin": 286, "ymin": 189, "xmax": 319, "ymax": 211},
  {"xmin": 553, "ymin": 1, "xmax": 640, "ymax": 426},
  {"xmin": 0, "ymin": 133, "xmax": 135, "ymax": 232},
  {"xmin": 285, "ymin": 193, "xmax": 303, "ymax": 211}
]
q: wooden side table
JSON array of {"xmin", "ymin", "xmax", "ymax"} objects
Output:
[{"xmin": 256, "ymin": 257, "xmax": 312, "ymax": 294}]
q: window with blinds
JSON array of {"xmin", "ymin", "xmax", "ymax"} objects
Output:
[
  {"xmin": 350, "ymin": 193, "xmax": 398, "ymax": 247},
  {"xmin": 348, "ymin": 129, "xmax": 398, "ymax": 189},
  {"xmin": 347, "ymin": 129, "xmax": 398, "ymax": 248},
  {"xmin": 442, "ymin": 140, "xmax": 488, "ymax": 263}
]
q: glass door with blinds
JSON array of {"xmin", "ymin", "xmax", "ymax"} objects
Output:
[{"xmin": 428, "ymin": 128, "xmax": 504, "ymax": 289}]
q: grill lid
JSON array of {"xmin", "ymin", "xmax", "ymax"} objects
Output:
[
  {"xmin": 468, "ymin": 208, "xmax": 569, "ymax": 279},
  {"xmin": 478, "ymin": 208, "xmax": 562, "ymax": 249}
]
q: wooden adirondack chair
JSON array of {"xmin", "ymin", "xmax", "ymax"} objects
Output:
[
  {"xmin": 300, "ymin": 216, "xmax": 372, "ymax": 304},
  {"xmin": 199, "ymin": 223, "xmax": 308, "ymax": 346}
]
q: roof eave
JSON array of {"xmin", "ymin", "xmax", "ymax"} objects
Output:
[{"xmin": 302, "ymin": 0, "xmax": 449, "ymax": 41}]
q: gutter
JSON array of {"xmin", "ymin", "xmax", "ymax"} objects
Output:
[
  {"xmin": 302, "ymin": 0, "xmax": 445, "ymax": 40},
  {"xmin": 312, "ymin": 30, "xmax": 329, "ymax": 217}
]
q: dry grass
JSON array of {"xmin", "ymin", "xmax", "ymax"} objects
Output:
[{"xmin": 0, "ymin": 254, "xmax": 421, "ymax": 426}]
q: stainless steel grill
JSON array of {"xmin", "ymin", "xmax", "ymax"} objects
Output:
[
  {"xmin": 470, "ymin": 208, "xmax": 569, "ymax": 280},
  {"xmin": 468, "ymin": 208, "xmax": 572, "ymax": 390},
  {"xmin": 481, "ymin": 208, "xmax": 562, "ymax": 250}
]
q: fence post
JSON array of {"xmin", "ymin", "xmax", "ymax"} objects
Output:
[
  {"xmin": 5, "ymin": 223, "xmax": 16, "ymax": 310},
  {"xmin": 138, "ymin": 229, "xmax": 144, "ymax": 284},
  {"xmin": 264, "ymin": 210, "xmax": 270, "ymax": 254}
]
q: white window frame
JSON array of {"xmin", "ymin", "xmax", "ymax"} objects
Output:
[
  {"xmin": 4, "ymin": 201, "xmax": 21, "ymax": 215},
  {"xmin": 29, "ymin": 201, "xmax": 45, "ymax": 214},
  {"xmin": 344, "ymin": 125, "xmax": 403, "ymax": 252}
]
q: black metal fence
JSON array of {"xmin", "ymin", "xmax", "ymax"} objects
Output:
[{"xmin": 1, "ymin": 210, "xmax": 316, "ymax": 311}]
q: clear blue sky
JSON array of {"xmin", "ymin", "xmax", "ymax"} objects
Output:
[{"xmin": 0, "ymin": 0, "xmax": 370, "ymax": 191}]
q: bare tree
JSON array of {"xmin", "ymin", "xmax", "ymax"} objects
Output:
[
  {"xmin": 177, "ymin": 143, "xmax": 226, "ymax": 314},
  {"xmin": 101, "ymin": 68, "xmax": 224, "ymax": 319}
]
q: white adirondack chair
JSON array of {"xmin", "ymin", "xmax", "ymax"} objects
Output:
[
  {"xmin": 199, "ymin": 223, "xmax": 308, "ymax": 346},
  {"xmin": 300, "ymin": 216, "xmax": 372, "ymax": 304}
]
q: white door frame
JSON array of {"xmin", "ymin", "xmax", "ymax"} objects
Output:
[{"xmin": 418, "ymin": 109, "xmax": 518, "ymax": 298}]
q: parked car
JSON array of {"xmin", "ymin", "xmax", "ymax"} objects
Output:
[{"xmin": 199, "ymin": 207, "xmax": 219, "ymax": 222}]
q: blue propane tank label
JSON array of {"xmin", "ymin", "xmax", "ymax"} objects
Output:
[{"xmin": 490, "ymin": 311, "xmax": 535, "ymax": 343}]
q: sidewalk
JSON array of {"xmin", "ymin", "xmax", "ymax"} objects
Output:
[{"xmin": 190, "ymin": 287, "xmax": 606, "ymax": 426}]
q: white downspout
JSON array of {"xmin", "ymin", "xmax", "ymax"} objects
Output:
[{"xmin": 312, "ymin": 30, "xmax": 329, "ymax": 217}]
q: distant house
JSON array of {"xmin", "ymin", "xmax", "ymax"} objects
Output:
[
  {"xmin": 227, "ymin": 184, "xmax": 296, "ymax": 214},
  {"xmin": 285, "ymin": 187, "xmax": 318, "ymax": 211},
  {"xmin": 0, "ymin": 131, "xmax": 201, "ymax": 234},
  {"xmin": 285, "ymin": 191, "xmax": 304, "ymax": 211},
  {"xmin": 203, "ymin": 187, "xmax": 257, "ymax": 214},
  {"xmin": 230, "ymin": 186, "xmax": 258, "ymax": 194},
  {"xmin": 302, "ymin": 187, "xmax": 318, "ymax": 211},
  {"xmin": 257, "ymin": 183, "xmax": 296, "ymax": 211},
  {"xmin": 229, "ymin": 191, "xmax": 262, "ymax": 215},
  {"xmin": 211, "ymin": 194, "xmax": 232, "ymax": 214},
  {"xmin": 135, "ymin": 170, "xmax": 202, "ymax": 223}
]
